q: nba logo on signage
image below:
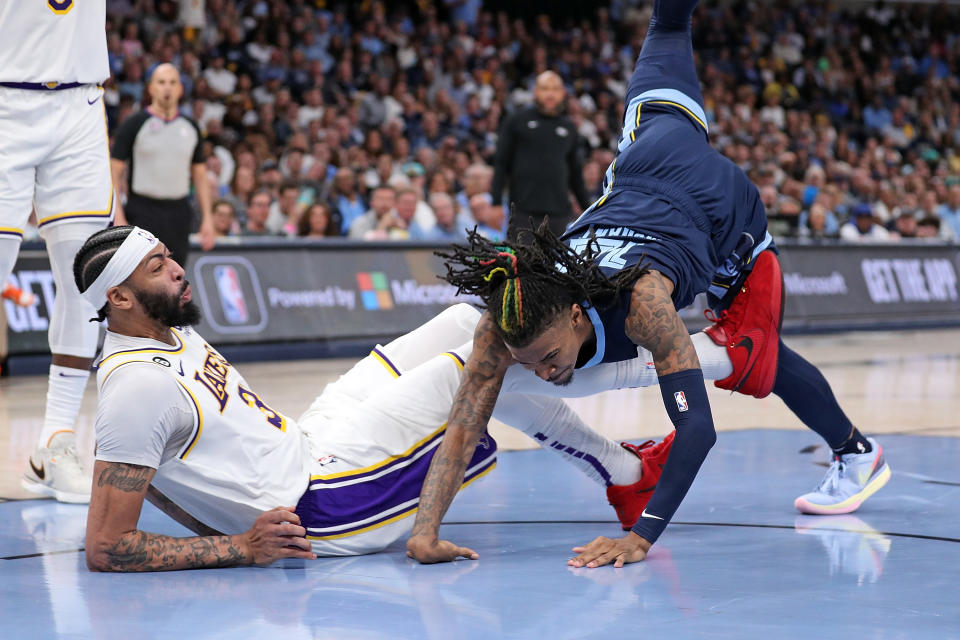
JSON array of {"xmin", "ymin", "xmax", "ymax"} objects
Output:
[
  {"xmin": 193, "ymin": 256, "xmax": 267, "ymax": 334},
  {"xmin": 214, "ymin": 265, "xmax": 249, "ymax": 324},
  {"xmin": 357, "ymin": 272, "xmax": 394, "ymax": 310}
]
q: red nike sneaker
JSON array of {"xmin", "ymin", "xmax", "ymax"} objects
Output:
[
  {"xmin": 2, "ymin": 283, "xmax": 36, "ymax": 307},
  {"xmin": 606, "ymin": 431, "xmax": 675, "ymax": 530},
  {"xmin": 703, "ymin": 250, "xmax": 784, "ymax": 398}
]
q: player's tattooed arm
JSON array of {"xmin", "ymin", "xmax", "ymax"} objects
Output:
[
  {"xmin": 624, "ymin": 271, "xmax": 701, "ymax": 376},
  {"xmin": 146, "ymin": 485, "xmax": 223, "ymax": 537},
  {"xmin": 87, "ymin": 461, "xmax": 314, "ymax": 572},
  {"xmin": 407, "ymin": 311, "xmax": 512, "ymax": 563}
]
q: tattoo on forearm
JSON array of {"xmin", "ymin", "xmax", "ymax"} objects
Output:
[
  {"xmin": 101, "ymin": 530, "xmax": 247, "ymax": 572},
  {"xmin": 410, "ymin": 313, "xmax": 510, "ymax": 539},
  {"xmin": 625, "ymin": 272, "xmax": 701, "ymax": 376},
  {"xmin": 97, "ymin": 463, "xmax": 151, "ymax": 493}
]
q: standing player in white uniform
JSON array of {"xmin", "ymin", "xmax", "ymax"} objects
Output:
[
  {"xmin": 0, "ymin": 0, "xmax": 114, "ymax": 502},
  {"xmin": 78, "ymin": 226, "xmax": 692, "ymax": 570}
]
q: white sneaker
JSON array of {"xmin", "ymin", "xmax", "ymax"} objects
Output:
[
  {"xmin": 21, "ymin": 431, "xmax": 92, "ymax": 503},
  {"xmin": 794, "ymin": 437, "xmax": 890, "ymax": 515}
]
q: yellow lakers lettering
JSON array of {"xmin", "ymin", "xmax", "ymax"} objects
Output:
[{"xmin": 194, "ymin": 345, "xmax": 231, "ymax": 412}]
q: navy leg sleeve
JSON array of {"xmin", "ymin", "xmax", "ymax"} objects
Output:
[
  {"xmin": 772, "ymin": 340, "xmax": 854, "ymax": 448},
  {"xmin": 625, "ymin": 0, "xmax": 704, "ymax": 108},
  {"xmin": 631, "ymin": 369, "xmax": 716, "ymax": 544}
]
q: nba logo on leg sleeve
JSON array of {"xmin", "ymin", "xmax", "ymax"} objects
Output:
[{"xmin": 674, "ymin": 391, "xmax": 689, "ymax": 412}]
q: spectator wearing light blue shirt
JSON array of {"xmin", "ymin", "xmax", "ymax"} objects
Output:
[
  {"xmin": 798, "ymin": 202, "xmax": 840, "ymax": 240},
  {"xmin": 330, "ymin": 167, "xmax": 366, "ymax": 235},
  {"xmin": 862, "ymin": 95, "xmax": 892, "ymax": 132},
  {"xmin": 413, "ymin": 192, "xmax": 469, "ymax": 243},
  {"xmin": 444, "ymin": 0, "xmax": 482, "ymax": 28},
  {"xmin": 937, "ymin": 184, "xmax": 960, "ymax": 239}
]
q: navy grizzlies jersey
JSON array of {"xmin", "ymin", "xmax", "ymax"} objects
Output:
[
  {"xmin": 563, "ymin": 105, "xmax": 769, "ymax": 311},
  {"xmin": 576, "ymin": 289, "xmax": 642, "ymax": 367}
]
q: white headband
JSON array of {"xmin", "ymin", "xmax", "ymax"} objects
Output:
[{"xmin": 81, "ymin": 227, "xmax": 160, "ymax": 310}]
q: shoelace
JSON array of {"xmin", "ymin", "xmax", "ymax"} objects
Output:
[
  {"xmin": 621, "ymin": 439, "xmax": 655, "ymax": 456},
  {"xmin": 703, "ymin": 308, "xmax": 727, "ymax": 323},
  {"xmin": 818, "ymin": 458, "xmax": 846, "ymax": 494}
]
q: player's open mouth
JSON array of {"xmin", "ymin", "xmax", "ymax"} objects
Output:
[{"xmin": 181, "ymin": 285, "xmax": 191, "ymax": 303}]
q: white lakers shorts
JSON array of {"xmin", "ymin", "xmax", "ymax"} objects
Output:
[
  {"xmin": 296, "ymin": 305, "xmax": 497, "ymax": 556},
  {"xmin": 0, "ymin": 85, "xmax": 113, "ymax": 238}
]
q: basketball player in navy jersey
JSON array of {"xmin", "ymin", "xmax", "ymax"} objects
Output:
[{"xmin": 406, "ymin": 0, "xmax": 889, "ymax": 567}]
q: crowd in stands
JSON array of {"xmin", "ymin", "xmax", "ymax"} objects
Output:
[{"xmin": 90, "ymin": 0, "xmax": 960, "ymax": 244}]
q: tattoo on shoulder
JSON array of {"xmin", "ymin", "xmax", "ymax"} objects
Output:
[
  {"xmin": 472, "ymin": 312, "xmax": 512, "ymax": 371},
  {"xmin": 97, "ymin": 463, "xmax": 152, "ymax": 493},
  {"xmin": 625, "ymin": 272, "xmax": 700, "ymax": 376}
]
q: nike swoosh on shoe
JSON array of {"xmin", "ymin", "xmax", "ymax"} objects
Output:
[
  {"xmin": 730, "ymin": 331, "xmax": 763, "ymax": 392},
  {"xmin": 29, "ymin": 459, "xmax": 45, "ymax": 480}
]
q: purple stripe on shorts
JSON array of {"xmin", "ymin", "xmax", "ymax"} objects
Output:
[
  {"xmin": 307, "ymin": 427, "xmax": 446, "ymax": 487},
  {"xmin": 298, "ymin": 433, "xmax": 497, "ymax": 535},
  {"xmin": 36, "ymin": 211, "xmax": 113, "ymax": 228}
]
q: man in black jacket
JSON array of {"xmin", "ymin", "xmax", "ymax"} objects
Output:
[{"xmin": 491, "ymin": 71, "xmax": 591, "ymax": 242}]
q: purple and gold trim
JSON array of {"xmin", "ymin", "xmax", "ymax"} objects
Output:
[
  {"xmin": 299, "ymin": 427, "xmax": 497, "ymax": 540},
  {"xmin": 370, "ymin": 347, "xmax": 401, "ymax": 378},
  {"xmin": 0, "ymin": 81, "xmax": 83, "ymax": 90},
  {"xmin": 0, "ymin": 227, "xmax": 24, "ymax": 239},
  {"xmin": 38, "ymin": 188, "xmax": 114, "ymax": 228},
  {"xmin": 46, "ymin": 0, "xmax": 75, "ymax": 15},
  {"xmin": 304, "ymin": 456, "xmax": 497, "ymax": 541},
  {"xmin": 307, "ymin": 422, "xmax": 447, "ymax": 485},
  {"xmin": 442, "ymin": 351, "xmax": 465, "ymax": 369},
  {"xmin": 176, "ymin": 382, "xmax": 204, "ymax": 459},
  {"xmin": 95, "ymin": 329, "xmax": 186, "ymax": 373}
]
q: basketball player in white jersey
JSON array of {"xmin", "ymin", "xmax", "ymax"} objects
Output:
[
  {"xmin": 0, "ymin": 0, "xmax": 114, "ymax": 502},
  {"xmin": 78, "ymin": 226, "xmax": 698, "ymax": 570}
]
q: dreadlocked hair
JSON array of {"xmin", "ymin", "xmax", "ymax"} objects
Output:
[
  {"xmin": 437, "ymin": 222, "xmax": 649, "ymax": 347},
  {"xmin": 73, "ymin": 225, "xmax": 136, "ymax": 323}
]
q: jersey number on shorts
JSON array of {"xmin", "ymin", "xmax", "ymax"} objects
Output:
[
  {"xmin": 48, "ymin": 0, "xmax": 75, "ymax": 14},
  {"xmin": 237, "ymin": 385, "xmax": 286, "ymax": 431}
]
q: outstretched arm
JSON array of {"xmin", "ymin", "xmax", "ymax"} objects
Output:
[
  {"xmin": 406, "ymin": 311, "xmax": 513, "ymax": 564},
  {"xmin": 570, "ymin": 270, "xmax": 716, "ymax": 568},
  {"xmin": 86, "ymin": 461, "xmax": 316, "ymax": 572}
]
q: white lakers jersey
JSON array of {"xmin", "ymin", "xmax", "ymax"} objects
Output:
[
  {"xmin": 95, "ymin": 327, "xmax": 310, "ymax": 535},
  {"xmin": 0, "ymin": 0, "xmax": 109, "ymax": 83}
]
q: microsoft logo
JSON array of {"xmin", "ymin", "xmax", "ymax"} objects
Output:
[{"xmin": 356, "ymin": 271, "xmax": 394, "ymax": 310}]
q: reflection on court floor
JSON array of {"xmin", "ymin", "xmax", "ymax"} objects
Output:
[{"xmin": 1, "ymin": 329, "xmax": 958, "ymax": 638}]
